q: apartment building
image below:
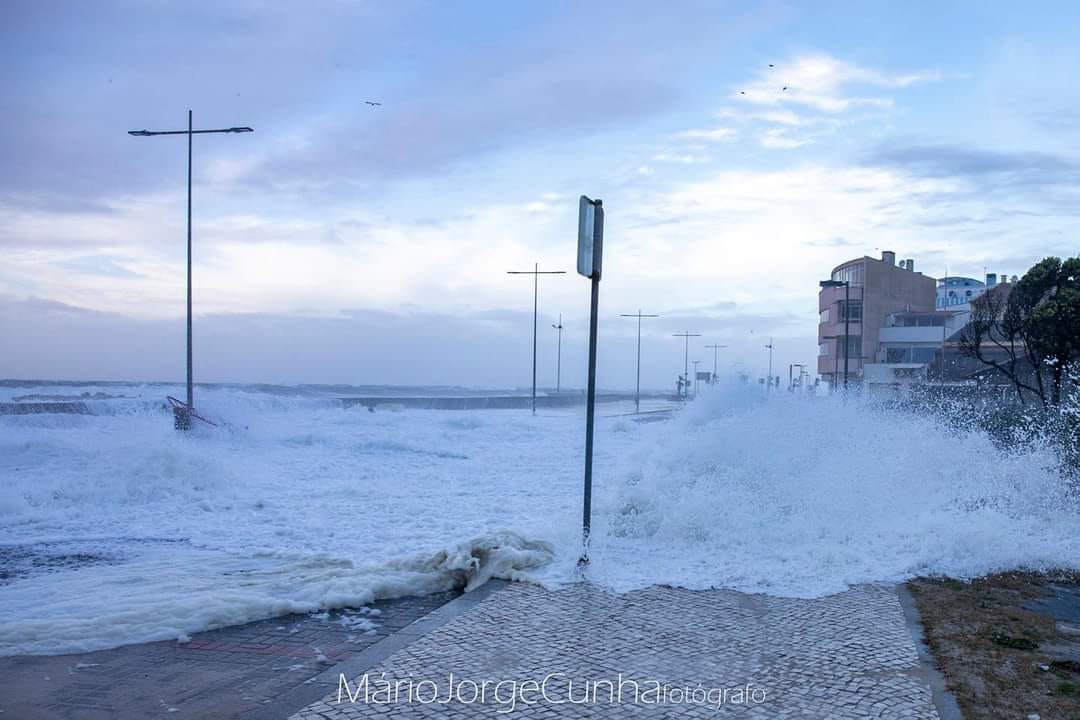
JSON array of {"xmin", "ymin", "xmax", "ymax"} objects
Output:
[{"xmin": 817, "ymin": 250, "xmax": 936, "ymax": 386}]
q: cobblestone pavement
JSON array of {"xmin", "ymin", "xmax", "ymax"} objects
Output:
[
  {"xmin": 293, "ymin": 582, "xmax": 941, "ymax": 719},
  {"xmin": 0, "ymin": 590, "xmax": 458, "ymax": 719}
]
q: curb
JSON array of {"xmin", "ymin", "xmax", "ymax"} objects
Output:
[{"xmin": 895, "ymin": 582, "xmax": 964, "ymax": 720}]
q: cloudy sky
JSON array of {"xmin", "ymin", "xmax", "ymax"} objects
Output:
[{"xmin": 3, "ymin": 1, "xmax": 1079, "ymax": 389}]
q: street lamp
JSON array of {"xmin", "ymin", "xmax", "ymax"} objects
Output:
[
  {"xmin": 672, "ymin": 331, "xmax": 701, "ymax": 398},
  {"xmin": 620, "ymin": 310, "xmax": 659, "ymax": 413},
  {"xmin": 129, "ymin": 111, "xmax": 253, "ymax": 429},
  {"xmin": 704, "ymin": 344, "xmax": 727, "ymax": 384},
  {"xmin": 819, "ymin": 279, "xmax": 851, "ymax": 389},
  {"xmin": 507, "ymin": 263, "xmax": 566, "ymax": 414}
]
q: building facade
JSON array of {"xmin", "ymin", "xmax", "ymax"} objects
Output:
[
  {"xmin": 936, "ymin": 276, "xmax": 987, "ymax": 311},
  {"xmin": 817, "ymin": 250, "xmax": 936, "ymax": 387}
]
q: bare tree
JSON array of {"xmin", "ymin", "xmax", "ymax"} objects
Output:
[{"xmin": 958, "ymin": 285, "xmax": 1046, "ymax": 404}]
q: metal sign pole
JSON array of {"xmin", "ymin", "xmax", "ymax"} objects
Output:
[{"xmin": 578, "ymin": 196, "xmax": 603, "ymax": 566}]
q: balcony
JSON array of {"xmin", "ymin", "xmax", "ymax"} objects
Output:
[
  {"xmin": 879, "ymin": 326, "xmax": 948, "ymax": 343},
  {"xmin": 818, "ymin": 319, "xmax": 862, "ymax": 343}
]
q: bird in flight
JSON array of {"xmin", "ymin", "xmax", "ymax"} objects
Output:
[
  {"xmin": 365, "ymin": 100, "xmax": 382, "ymax": 107},
  {"xmin": 782, "ymin": 86, "xmax": 788, "ymax": 91}
]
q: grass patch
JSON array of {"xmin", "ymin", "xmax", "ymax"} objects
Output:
[{"xmin": 909, "ymin": 570, "xmax": 1080, "ymax": 720}]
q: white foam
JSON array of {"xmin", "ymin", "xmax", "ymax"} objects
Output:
[{"xmin": 1, "ymin": 381, "xmax": 1076, "ymax": 655}]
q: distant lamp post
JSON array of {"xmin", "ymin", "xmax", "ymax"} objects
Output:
[
  {"xmin": 128, "ymin": 111, "xmax": 253, "ymax": 429},
  {"xmin": 507, "ymin": 263, "xmax": 567, "ymax": 414},
  {"xmin": 692, "ymin": 360, "xmax": 701, "ymax": 396},
  {"xmin": 819, "ymin": 279, "xmax": 850, "ymax": 389},
  {"xmin": 551, "ymin": 314, "xmax": 563, "ymax": 394},
  {"xmin": 620, "ymin": 309, "xmax": 659, "ymax": 413},
  {"xmin": 672, "ymin": 331, "xmax": 701, "ymax": 398},
  {"xmin": 704, "ymin": 343, "xmax": 727, "ymax": 384}
]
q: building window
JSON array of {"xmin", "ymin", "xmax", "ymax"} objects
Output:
[
  {"xmin": 831, "ymin": 263, "xmax": 865, "ymax": 287},
  {"xmin": 886, "ymin": 347, "xmax": 910, "ymax": 363},
  {"xmin": 838, "ymin": 335, "xmax": 861, "ymax": 358},
  {"xmin": 839, "ymin": 300, "xmax": 862, "ymax": 322},
  {"xmin": 819, "ymin": 342, "xmax": 830, "ymax": 357},
  {"xmin": 819, "ymin": 308, "xmax": 830, "ymax": 324},
  {"xmin": 912, "ymin": 347, "xmax": 937, "ymax": 364},
  {"xmin": 895, "ymin": 315, "xmax": 945, "ymax": 327}
]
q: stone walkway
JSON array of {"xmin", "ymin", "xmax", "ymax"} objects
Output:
[{"xmin": 293, "ymin": 582, "xmax": 946, "ymax": 719}]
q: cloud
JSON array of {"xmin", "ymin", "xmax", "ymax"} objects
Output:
[
  {"xmin": 53, "ymin": 255, "xmax": 144, "ymax": 279},
  {"xmin": 6, "ymin": 2, "xmax": 781, "ymax": 209},
  {"xmin": 652, "ymin": 152, "xmax": 711, "ymax": 164},
  {"xmin": 806, "ymin": 237, "xmax": 860, "ymax": 248},
  {"xmin": 733, "ymin": 53, "xmax": 940, "ymax": 114},
  {"xmin": 865, "ymin": 142, "xmax": 1080, "ymax": 184},
  {"xmin": 759, "ymin": 128, "xmax": 812, "ymax": 149},
  {"xmin": 0, "ymin": 294, "xmax": 812, "ymax": 388},
  {"xmin": 673, "ymin": 127, "xmax": 737, "ymax": 142}
]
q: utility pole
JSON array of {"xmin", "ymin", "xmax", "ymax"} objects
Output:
[
  {"xmin": 620, "ymin": 310, "xmax": 659, "ymax": 413},
  {"xmin": 551, "ymin": 314, "xmax": 563, "ymax": 394},
  {"xmin": 672, "ymin": 332, "xmax": 701, "ymax": 398},
  {"xmin": 704, "ymin": 343, "xmax": 727, "ymax": 384},
  {"xmin": 765, "ymin": 337, "xmax": 774, "ymax": 389},
  {"xmin": 507, "ymin": 263, "xmax": 566, "ymax": 414},
  {"xmin": 129, "ymin": 111, "xmax": 253, "ymax": 429},
  {"xmin": 692, "ymin": 360, "xmax": 701, "ymax": 396}
]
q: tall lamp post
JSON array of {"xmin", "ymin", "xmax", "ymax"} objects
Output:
[
  {"xmin": 551, "ymin": 314, "xmax": 564, "ymax": 394},
  {"xmin": 507, "ymin": 263, "xmax": 566, "ymax": 414},
  {"xmin": 129, "ymin": 111, "xmax": 253, "ymax": 429},
  {"xmin": 672, "ymin": 331, "xmax": 701, "ymax": 398},
  {"xmin": 819, "ymin": 279, "xmax": 851, "ymax": 389},
  {"xmin": 620, "ymin": 309, "xmax": 659, "ymax": 413},
  {"xmin": 704, "ymin": 343, "xmax": 727, "ymax": 384}
]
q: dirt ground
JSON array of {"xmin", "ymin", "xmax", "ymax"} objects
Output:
[{"xmin": 909, "ymin": 571, "xmax": 1080, "ymax": 720}]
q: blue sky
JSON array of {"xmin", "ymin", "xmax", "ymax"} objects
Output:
[{"xmin": 2, "ymin": 1, "xmax": 1079, "ymax": 387}]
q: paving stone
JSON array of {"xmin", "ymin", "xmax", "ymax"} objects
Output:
[{"xmin": 292, "ymin": 583, "xmax": 939, "ymax": 719}]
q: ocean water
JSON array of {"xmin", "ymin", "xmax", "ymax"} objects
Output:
[{"xmin": 1, "ymin": 381, "xmax": 1076, "ymax": 655}]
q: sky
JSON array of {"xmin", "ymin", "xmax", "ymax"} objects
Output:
[{"xmin": 3, "ymin": 0, "xmax": 1079, "ymax": 389}]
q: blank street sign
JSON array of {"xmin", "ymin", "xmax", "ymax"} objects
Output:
[{"xmin": 577, "ymin": 195, "xmax": 603, "ymax": 278}]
